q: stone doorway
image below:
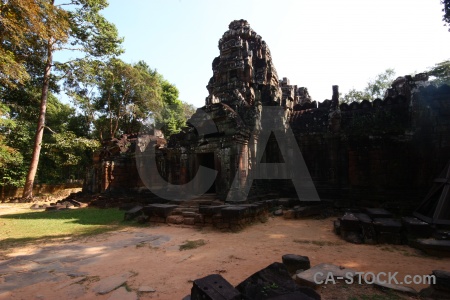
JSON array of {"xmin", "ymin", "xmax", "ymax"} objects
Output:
[{"xmin": 197, "ymin": 152, "xmax": 216, "ymax": 194}]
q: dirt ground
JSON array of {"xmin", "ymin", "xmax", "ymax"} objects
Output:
[{"xmin": 0, "ymin": 205, "xmax": 449, "ymax": 300}]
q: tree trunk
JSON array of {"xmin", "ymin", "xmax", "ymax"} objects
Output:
[{"xmin": 22, "ymin": 41, "xmax": 53, "ymax": 200}]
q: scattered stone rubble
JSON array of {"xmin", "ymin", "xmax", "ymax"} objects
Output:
[
  {"xmin": 122, "ymin": 195, "xmax": 331, "ymax": 230},
  {"xmin": 333, "ymin": 208, "xmax": 450, "ymax": 257},
  {"xmin": 186, "ymin": 254, "xmax": 450, "ymax": 299}
]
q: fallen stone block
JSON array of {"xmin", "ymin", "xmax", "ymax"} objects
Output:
[
  {"xmin": 45, "ymin": 204, "xmax": 67, "ymax": 211},
  {"xmin": 340, "ymin": 213, "xmax": 361, "ymax": 232},
  {"xmin": 282, "ymin": 254, "xmax": 310, "ymax": 274},
  {"xmin": 166, "ymin": 215, "xmax": 184, "ymax": 224},
  {"xmin": 283, "ymin": 210, "xmax": 295, "ymax": 219},
  {"xmin": 433, "ymin": 230, "xmax": 450, "ymax": 240},
  {"xmin": 124, "ymin": 206, "xmax": 143, "ymax": 221},
  {"xmin": 143, "ymin": 204, "xmax": 177, "ymax": 218},
  {"xmin": 191, "ymin": 274, "xmax": 241, "ymax": 300},
  {"xmin": 333, "ymin": 219, "xmax": 341, "ymax": 235},
  {"xmin": 372, "ymin": 218, "xmax": 402, "ymax": 234},
  {"xmin": 363, "ymin": 208, "xmax": 392, "ymax": 218},
  {"xmin": 377, "ymin": 232, "xmax": 402, "ymax": 245},
  {"xmin": 432, "ymin": 270, "xmax": 450, "ymax": 292},
  {"xmin": 294, "ymin": 205, "xmax": 325, "ymax": 218},
  {"xmin": 294, "ymin": 263, "xmax": 356, "ymax": 289},
  {"xmin": 413, "ymin": 239, "xmax": 450, "ymax": 257},
  {"xmin": 221, "ymin": 206, "xmax": 248, "ymax": 220},
  {"xmin": 236, "ymin": 262, "xmax": 320, "ymax": 299},
  {"xmin": 401, "ymin": 217, "xmax": 432, "ymax": 239},
  {"xmin": 273, "ymin": 209, "xmax": 284, "ymax": 216},
  {"xmin": 420, "ymin": 286, "xmax": 450, "ymax": 299},
  {"xmin": 340, "ymin": 230, "xmax": 363, "ymax": 244},
  {"xmin": 184, "ymin": 218, "xmax": 196, "ymax": 225},
  {"xmin": 374, "ymin": 281, "xmax": 417, "ymax": 296},
  {"xmin": 106, "ymin": 286, "xmax": 137, "ymax": 300},
  {"xmin": 92, "ymin": 272, "xmax": 132, "ymax": 295},
  {"xmin": 354, "ymin": 213, "xmax": 376, "ymax": 244},
  {"xmin": 199, "ymin": 205, "xmax": 226, "ymax": 216}
]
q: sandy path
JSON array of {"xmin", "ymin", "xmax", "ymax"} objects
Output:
[{"xmin": 0, "ymin": 217, "xmax": 449, "ymax": 299}]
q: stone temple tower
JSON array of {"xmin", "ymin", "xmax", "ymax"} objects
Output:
[
  {"xmin": 162, "ymin": 20, "xmax": 290, "ymax": 200},
  {"xmin": 206, "ymin": 19, "xmax": 282, "ymax": 110}
]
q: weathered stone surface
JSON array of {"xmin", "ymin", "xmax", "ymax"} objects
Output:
[
  {"xmin": 294, "ymin": 205, "xmax": 324, "ymax": 218},
  {"xmin": 92, "ymin": 272, "xmax": 132, "ymax": 295},
  {"xmin": 372, "ymin": 218, "xmax": 402, "ymax": 233},
  {"xmin": 363, "ymin": 208, "xmax": 392, "ymax": 219},
  {"xmin": 124, "ymin": 206, "xmax": 143, "ymax": 221},
  {"xmin": 340, "ymin": 230, "xmax": 363, "ymax": 244},
  {"xmin": 333, "ymin": 219, "xmax": 341, "ymax": 235},
  {"xmin": 191, "ymin": 274, "xmax": 241, "ymax": 300},
  {"xmin": 236, "ymin": 262, "xmax": 320, "ymax": 299},
  {"xmin": 401, "ymin": 217, "xmax": 432, "ymax": 238},
  {"xmin": 283, "ymin": 210, "xmax": 295, "ymax": 219},
  {"xmin": 282, "ymin": 254, "xmax": 310, "ymax": 273},
  {"xmin": 143, "ymin": 204, "xmax": 177, "ymax": 218},
  {"xmin": 106, "ymin": 287, "xmax": 138, "ymax": 300},
  {"xmin": 374, "ymin": 281, "xmax": 417, "ymax": 295},
  {"xmin": 184, "ymin": 217, "xmax": 196, "ymax": 225},
  {"xmin": 294, "ymin": 263, "xmax": 356, "ymax": 288},
  {"xmin": 420, "ymin": 286, "xmax": 450, "ymax": 299},
  {"xmin": 413, "ymin": 239, "xmax": 450, "ymax": 256},
  {"xmin": 221, "ymin": 206, "xmax": 248, "ymax": 219},
  {"xmin": 199, "ymin": 205, "xmax": 226, "ymax": 216},
  {"xmin": 355, "ymin": 213, "xmax": 376, "ymax": 244},
  {"xmin": 273, "ymin": 209, "xmax": 284, "ymax": 216},
  {"xmin": 340, "ymin": 213, "xmax": 361, "ymax": 232},
  {"xmin": 56, "ymin": 276, "xmax": 86, "ymax": 290},
  {"xmin": 166, "ymin": 215, "xmax": 184, "ymax": 224},
  {"xmin": 432, "ymin": 270, "xmax": 450, "ymax": 292}
]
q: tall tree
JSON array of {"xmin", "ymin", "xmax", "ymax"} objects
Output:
[
  {"xmin": 3, "ymin": 0, "xmax": 123, "ymax": 200},
  {"xmin": 64, "ymin": 59, "xmax": 162, "ymax": 141}
]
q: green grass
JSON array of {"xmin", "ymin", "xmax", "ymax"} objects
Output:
[
  {"xmin": 179, "ymin": 239, "xmax": 206, "ymax": 251},
  {"xmin": 0, "ymin": 207, "xmax": 126, "ymax": 250}
]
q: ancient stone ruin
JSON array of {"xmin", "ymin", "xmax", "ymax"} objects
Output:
[{"xmin": 86, "ymin": 19, "xmax": 450, "ymax": 211}]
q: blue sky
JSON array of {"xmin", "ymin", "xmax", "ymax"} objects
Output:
[{"xmin": 57, "ymin": 0, "xmax": 450, "ymax": 108}]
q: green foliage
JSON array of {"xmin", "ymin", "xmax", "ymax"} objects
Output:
[
  {"xmin": 155, "ymin": 78, "xmax": 192, "ymax": 137},
  {"xmin": 428, "ymin": 60, "xmax": 450, "ymax": 85},
  {"xmin": 365, "ymin": 68, "xmax": 396, "ymax": 99},
  {"xmin": 442, "ymin": 0, "xmax": 450, "ymax": 29},
  {"xmin": 182, "ymin": 101, "xmax": 197, "ymax": 121},
  {"xmin": 0, "ymin": 103, "xmax": 26, "ymax": 186},
  {"xmin": 63, "ymin": 58, "xmax": 162, "ymax": 140},
  {"xmin": 341, "ymin": 69, "xmax": 396, "ymax": 103},
  {"xmin": 341, "ymin": 89, "xmax": 371, "ymax": 104}
]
